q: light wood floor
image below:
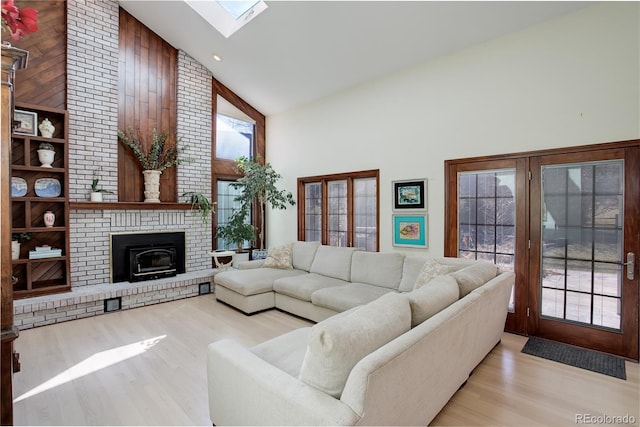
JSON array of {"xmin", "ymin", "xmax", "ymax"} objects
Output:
[{"xmin": 12, "ymin": 294, "xmax": 639, "ymax": 426}]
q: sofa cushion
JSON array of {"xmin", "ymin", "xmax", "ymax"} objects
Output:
[
  {"xmin": 292, "ymin": 241, "xmax": 321, "ymax": 272},
  {"xmin": 309, "ymin": 246, "xmax": 358, "ymax": 281},
  {"xmin": 413, "ymin": 259, "xmax": 458, "ymax": 290},
  {"xmin": 350, "ymin": 251, "xmax": 405, "ymax": 290},
  {"xmin": 452, "ymin": 261, "xmax": 499, "ymax": 297},
  {"xmin": 273, "ymin": 273, "xmax": 348, "ymax": 302},
  {"xmin": 263, "ymin": 243, "xmax": 293, "ymax": 270},
  {"xmin": 250, "ymin": 327, "xmax": 311, "ymax": 378},
  {"xmin": 398, "ymin": 256, "xmax": 428, "ymax": 292},
  {"xmin": 407, "ymin": 275, "xmax": 460, "ymax": 327},
  {"xmin": 299, "ymin": 292, "xmax": 411, "ymax": 398},
  {"xmin": 311, "ymin": 283, "xmax": 395, "ymax": 312},
  {"xmin": 214, "ymin": 268, "xmax": 307, "ymax": 296}
]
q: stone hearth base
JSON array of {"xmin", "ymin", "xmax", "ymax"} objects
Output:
[{"xmin": 13, "ymin": 269, "xmax": 217, "ymax": 330}]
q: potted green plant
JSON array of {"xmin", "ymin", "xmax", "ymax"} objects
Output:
[
  {"xmin": 37, "ymin": 141, "xmax": 55, "ymax": 167},
  {"xmin": 182, "ymin": 191, "xmax": 215, "ymax": 227},
  {"xmin": 231, "ymin": 156, "xmax": 295, "ymax": 259},
  {"xmin": 117, "ymin": 128, "xmax": 192, "ymax": 202},
  {"xmin": 11, "ymin": 232, "xmax": 32, "ymax": 260},
  {"xmin": 216, "ymin": 207, "xmax": 255, "ymax": 265},
  {"xmin": 90, "ymin": 178, "xmax": 114, "ymax": 202}
]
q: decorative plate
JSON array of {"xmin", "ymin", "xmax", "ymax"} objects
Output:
[
  {"xmin": 34, "ymin": 178, "xmax": 62, "ymax": 198},
  {"xmin": 11, "ymin": 177, "xmax": 27, "ymax": 197}
]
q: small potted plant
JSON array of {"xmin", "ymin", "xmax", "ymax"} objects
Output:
[
  {"xmin": 216, "ymin": 207, "xmax": 255, "ymax": 266},
  {"xmin": 90, "ymin": 178, "xmax": 114, "ymax": 202},
  {"xmin": 37, "ymin": 142, "xmax": 55, "ymax": 168},
  {"xmin": 182, "ymin": 191, "xmax": 215, "ymax": 227},
  {"xmin": 11, "ymin": 232, "xmax": 32, "ymax": 260}
]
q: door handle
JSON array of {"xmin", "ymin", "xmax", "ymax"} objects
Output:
[{"xmin": 623, "ymin": 252, "xmax": 635, "ymax": 280}]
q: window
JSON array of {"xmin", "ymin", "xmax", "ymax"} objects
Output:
[
  {"xmin": 458, "ymin": 169, "xmax": 516, "ymax": 270},
  {"xmin": 216, "ymin": 180, "xmax": 252, "ymax": 250},
  {"xmin": 215, "ymin": 95, "xmax": 254, "ymax": 160},
  {"xmin": 298, "ymin": 170, "xmax": 379, "ymax": 251},
  {"xmin": 211, "ymin": 78, "xmax": 265, "ymax": 251}
]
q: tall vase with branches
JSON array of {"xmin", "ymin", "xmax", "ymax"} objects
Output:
[
  {"xmin": 117, "ymin": 128, "xmax": 192, "ymax": 202},
  {"xmin": 231, "ymin": 156, "xmax": 295, "ymax": 252}
]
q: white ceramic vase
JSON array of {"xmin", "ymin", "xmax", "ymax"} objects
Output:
[
  {"xmin": 37, "ymin": 149, "xmax": 55, "ymax": 168},
  {"xmin": 143, "ymin": 170, "xmax": 162, "ymax": 203},
  {"xmin": 39, "ymin": 118, "xmax": 55, "ymax": 138},
  {"xmin": 90, "ymin": 192, "xmax": 103, "ymax": 202},
  {"xmin": 44, "ymin": 210, "xmax": 55, "ymax": 227}
]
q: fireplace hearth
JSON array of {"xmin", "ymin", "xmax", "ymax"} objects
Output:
[{"xmin": 111, "ymin": 232, "xmax": 186, "ymax": 282}]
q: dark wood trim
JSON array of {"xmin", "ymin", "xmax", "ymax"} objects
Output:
[
  {"xmin": 446, "ymin": 139, "xmax": 640, "ymax": 165},
  {"xmin": 70, "ymin": 201, "xmax": 192, "ymax": 210}
]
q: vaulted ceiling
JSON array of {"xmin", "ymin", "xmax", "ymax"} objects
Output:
[{"xmin": 119, "ymin": 1, "xmax": 590, "ymax": 116}]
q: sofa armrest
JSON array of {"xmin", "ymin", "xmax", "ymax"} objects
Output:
[
  {"xmin": 207, "ymin": 339, "xmax": 359, "ymax": 426},
  {"xmin": 236, "ymin": 259, "xmax": 265, "ymax": 269}
]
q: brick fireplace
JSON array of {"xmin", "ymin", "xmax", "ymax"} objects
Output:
[{"xmin": 12, "ymin": 1, "xmax": 219, "ymax": 330}]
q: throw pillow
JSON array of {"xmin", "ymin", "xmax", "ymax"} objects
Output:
[
  {"xmin": 452, "ymin": 261, "xmax": 499, "ymax": 297},
  {"xmin": 408, "ymin": 275, "xmax": 460, "ymax": 327},
  {"xmin": 413, "ymin": 259, "xmax": 457, "ymax": 290},
  {"xmin": 262, "ymin": 243, "xmax": 293, "ymax": 270},
  {"xmin": 298, "ymin": 292, "xmax": 411, "ymax": 398}
]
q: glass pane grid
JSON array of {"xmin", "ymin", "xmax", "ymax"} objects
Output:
[
  {"xmin": 216, "ymin": 180, "xmax": 252, "ymax": 250},
  {"xmin": 354, "ymin": 178, "xmax": 377, "ymax": 251},
  {"xmin": 458, "ymin": 169, "xmax": 516, "ymax": 311},
  {"xmin": 540, "ymin": 161, "xmax": 623, "ymax": 330},
  {"xmin": 304, "ymin": 182, "xmax": 322, "ymax": 243},
  {"xmin": 457, "ymin": 170, "xmax": 516, "ymax": 271}
]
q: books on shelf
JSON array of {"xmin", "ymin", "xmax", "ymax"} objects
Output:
[{"xmin": 29, "ymin": 247, "xmax": 62, "ymax": 259}]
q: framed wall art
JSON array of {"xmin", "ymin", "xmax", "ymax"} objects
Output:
[
  {"xmin": 14, "ymin": 109, "xmax": 38, "ymax": 136},
  {"xmin": 392, "ymin": 214, "xmax": 428, "ymax": 248},
  {"xmin": 393, "ymin": 178, "xmax": 427, "ymax": 211}
]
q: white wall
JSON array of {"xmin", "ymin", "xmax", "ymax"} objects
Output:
[{"xmin": 266, "ymin": 2, "xmax": 639, "ymax": 255}]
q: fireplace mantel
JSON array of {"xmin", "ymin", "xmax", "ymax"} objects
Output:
[{"xmin": 70, "ymin": 201, "xmax": 192, "ymax": 210}]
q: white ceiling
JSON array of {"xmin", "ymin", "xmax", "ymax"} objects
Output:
[{"xmin": 118, "ymin": 1, "xmax": 591, "ymax": 116}]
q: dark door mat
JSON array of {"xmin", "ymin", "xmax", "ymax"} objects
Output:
[{"xmin": 521, "ymin": 337, "xmax": 626, "ymax": 380}]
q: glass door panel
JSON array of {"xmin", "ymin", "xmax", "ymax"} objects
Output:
[
  {"xmin": 540, "ymin": 161, "xmax": 623, "ymax": 330},
  {"xmin": 530, "ymin": 146, "xmax": 638, "ymax": 360},
  {"xmin": 458, "ymin": 169, "xmax": 517, "ymax": 310}
]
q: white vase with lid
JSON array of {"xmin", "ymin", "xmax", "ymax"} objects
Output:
[{"xmin": 39, "ymin": 118, "xmax": 55, "ymax": 138}]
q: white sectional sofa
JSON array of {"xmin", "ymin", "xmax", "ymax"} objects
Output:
[
  {"xmin": 214, "ymin": 241, "xmax": 476, "ymax": 322},
  {"xmin": 208, "ymin": 241, "xmax": 515, "ymax": 425}
]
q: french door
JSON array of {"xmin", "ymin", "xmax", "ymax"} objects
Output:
[
  {"xmin": 446, "ymin": 141, "xmax": 639, "ymax": 360},
  {"xmin": 529, "ymin": 147, "xmax": 639, "ymax": 359}
]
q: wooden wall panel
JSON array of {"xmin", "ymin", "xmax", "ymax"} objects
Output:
[
  {"xmin": 13, "ymin": 0, "xmax": 66, "ymax": 109},
  {"xmin": 118, "ymin": 9, "xmax": 177, "ymax": 202}
]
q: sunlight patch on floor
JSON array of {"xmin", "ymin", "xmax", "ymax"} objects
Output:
[{"xmin": 14, "ymin": 335, "xmax": 166, "ymax": 403}]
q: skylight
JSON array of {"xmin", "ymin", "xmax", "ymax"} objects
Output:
[
  {"xmin": 217, "ymin": 1, "xmax": 260, "ymax": 20},
  {"xmin": 185, "ymin": 0, "xmax": 268, "ymax": 38}
]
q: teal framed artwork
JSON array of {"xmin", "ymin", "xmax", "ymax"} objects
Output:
[{"xmin": 392, "ymin": 214, "xmax": 427, "ymax": 248}]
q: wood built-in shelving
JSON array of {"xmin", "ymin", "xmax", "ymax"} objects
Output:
[{"xmin": 11, "ymin": 103, "xmax": 70, "ymax": 299}]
